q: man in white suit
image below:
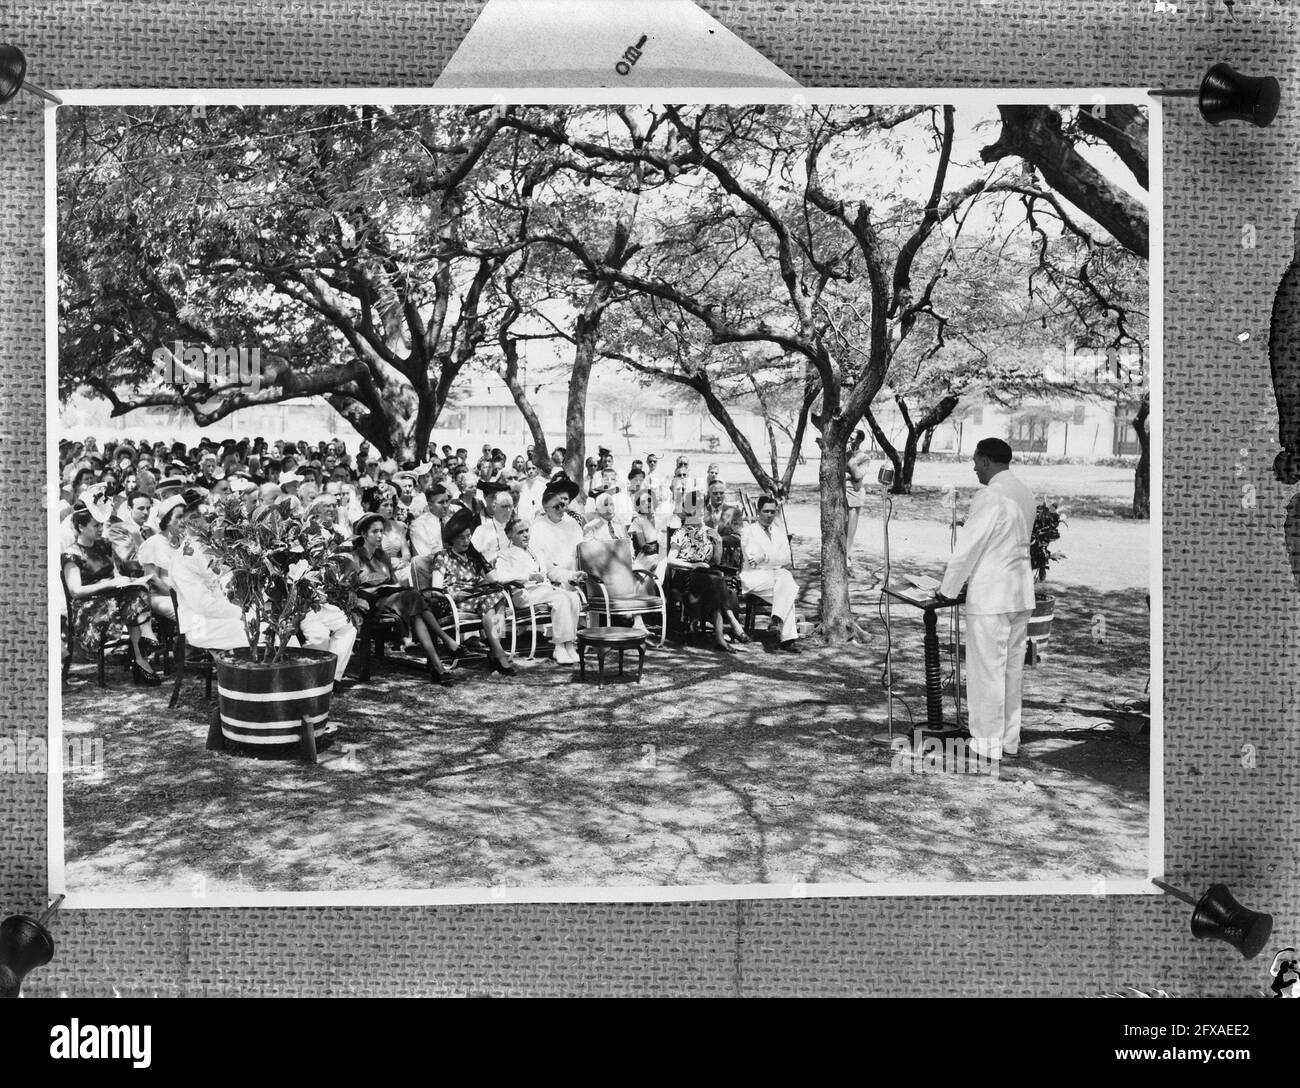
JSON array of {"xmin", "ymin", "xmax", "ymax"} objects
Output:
[{"xmin": 937, "ymin": 438, "xmax": 1037, "ymax": 761}]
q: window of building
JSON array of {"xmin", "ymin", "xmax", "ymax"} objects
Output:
[
  {"xmin": 1009, "ymin": 415, "xmax": 1049, "ymax": 453},
  {"xmin": 643, "ymin": 408, "xmax": 671, "ymax": 437},
  {"xmin": 1112, "ymin": 403, "xmax": 1142, "ymax": 456},
  {"xmin": 1072, "ymin": 404, "xmax": 1086, "ymax": 425}
]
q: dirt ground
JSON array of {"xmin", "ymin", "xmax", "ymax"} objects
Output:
[{"xmin": 60, "ymin": 482, "xmax": 1151, "ymax": 898}]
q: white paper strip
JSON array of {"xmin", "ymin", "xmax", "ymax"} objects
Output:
[{"xmin": 435, "ymin": 0, "xmax": 799, "ymax": 88}]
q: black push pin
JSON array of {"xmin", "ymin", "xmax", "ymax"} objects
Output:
[
  {"xmin": 1153, "ymin": 879, "xmax": 1273, "ymax": 959},
  {"xmin": 1150, "ymin": 62, "xmax": 1280, "ymax": 127},
  {"xmin": 0, "ymin": 44, "xmax": 62, "ymax": 107},
  {"xmin": 0, "ymin": 895, "xmax": 63, "ymax": 997}
]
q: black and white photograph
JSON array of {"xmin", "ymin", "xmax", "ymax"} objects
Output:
[{"xmin": 50, "ymin": 91, "xmax": 1157, "ymax": 905}]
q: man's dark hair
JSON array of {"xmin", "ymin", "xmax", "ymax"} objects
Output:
[
  {"xmin": 126, "ymin": 490, "xmax": 151, "ymax": 508},
  {"xmin": 756, "ymin": 495, "xmax": 778, "ymax": 512},
  {"xmin": 974, "ymin": 437, "xmax": 1014, "ymax": 464}
]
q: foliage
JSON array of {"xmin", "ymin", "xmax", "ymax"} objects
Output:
[
  {"xmin": 195, "ymin": 496, "xmax": 356, "ymax": 664},
  {"xmin": 1030, "ymin": 501, "xmax": 1066, "ymax": 582}
]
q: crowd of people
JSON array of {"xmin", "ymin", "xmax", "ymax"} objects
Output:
[
  {"xmin": 59, "ymin": 430, "xmax": 1046, "ymax": 764},
  {"xmin": 57, "ymin": 434, "xmax": 806, "ymax": 694}
]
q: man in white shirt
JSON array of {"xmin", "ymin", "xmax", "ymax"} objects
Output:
[
  {"xmin": 937, "ymin": 438, "xmax": 1037, "ymax": 762},
  {"xmin": 739, "ymin": 495, "xmax": 801, "ymax": 651},
  {"xmin": 408, "ymin": 484, "xmax": 452, "ymax": 591},
  {"xmin": 471, "ymin": 490, "xmax": 515, "ymax": 563}
]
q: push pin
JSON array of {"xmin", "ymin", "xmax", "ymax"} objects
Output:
[
  {"xmin": 0, "ymin": 44, "xmax": 63, "ymax": 107},
  {"xmin": 1153, "ymin": 879, "xmax": 1272, "ymax": 958},
  {"xmin": 0, "ymin": 895, "xmax": 64, "ymax": 997},
  {"xmin": 1149, "ymin": 62, "xmax": 1280, "ymax": 126}
]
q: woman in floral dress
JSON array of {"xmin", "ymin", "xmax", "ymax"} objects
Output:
[
  {"xmin": 61, "ymin": 506, "xmax": 161, "ymax": 684},
  {"xmin": 430, "ymin": 507, "xmax": 516, "ymax": 676}
]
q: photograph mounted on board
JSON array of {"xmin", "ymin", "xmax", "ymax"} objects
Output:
[{"xmin": 50, "ymin": 94, "xmax": 1156, "ymax": 905}]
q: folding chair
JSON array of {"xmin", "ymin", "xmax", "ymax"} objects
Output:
[{"xmin": 577, "ymin": 539, "xmax": 667, "ymax": 647}]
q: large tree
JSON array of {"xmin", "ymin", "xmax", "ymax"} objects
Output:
[
  {"xmin": 503, "ymin": 103, "xmax": 1146, "ymax": 639},
  {"xmin": 59, "ymin": 103, "xmax": 540, "ymax": 458},
  {"xmin": 981, "ymin": 103, "xmax": 1151, "ymax": 514}
]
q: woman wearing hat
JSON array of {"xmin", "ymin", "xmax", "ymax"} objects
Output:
[
  {"xmin": 529, "ymin": 477, "xmax": 586, "ymax": 589},
  {"xmin": 362, "ymin": 485, "xmax": 412, "ymax": 584},
  {"xmin": 136, "ymin": 492, "xmax": 187, "ymax": 623},
  {"xmin": 351, "ymin": 512, "xmax": 460, "ymax": 685},
  {"xmin": 429, "ymin": 506, "xmax": 516, "ymax": 675},
  {"xmin": 61, "ymin": 504, "xmax": 161, "ymax": 684}
]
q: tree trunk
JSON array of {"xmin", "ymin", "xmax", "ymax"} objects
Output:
[
  {"xmin": 563, "ymin": 287, "xmax": 610, "ymax": 486},
  {"xmin": 901, "ymin": 431, "xmax": 922, "ymax": 492},
  {"xmin": 500, "ymin": 359, "xmax": 552, "ymax": 472},
  {"xmin": 898, "ymin": 394, "xmax": 960, "ymax": 490},
  {"xmin": 865, "ymin": 409, "xmax": 905, "ymax": 495},
  {"xmin": 981, "ymin": 105, "xmax": 1149, "ymax": 259},
  {"xmin": 920, "ymin": 427, "xmax": 935, "ymax": 454},
  {"xmin": 1131, "ymin": 392, "xmax": 1150, "ymax": 518},
  {"xmin": 816, "ymin": 423, "xmax": 857, "ymax": 641},
  {"xmin": 695, "ymin": 380, "xmax": 781, "ymax": 494}
]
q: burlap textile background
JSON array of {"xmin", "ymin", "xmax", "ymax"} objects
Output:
[{"xmin": 0, "ymin": 0, "xmax": 1296, "ymax": 996}]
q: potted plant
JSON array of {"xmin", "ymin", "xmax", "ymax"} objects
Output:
[
  {"xmin": 196, "ymin": 495, "xmax": 356, "ymax": 762},
  {"xmin": 1027, "ymin": 500, "xmax": 1066, "ymax": 664}
]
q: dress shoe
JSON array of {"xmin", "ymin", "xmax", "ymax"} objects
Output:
[
  {"xmin": 131, "ymin": 661, "xmax": 162, "ymax": 686},
  {"xmin": 333, "ymin": 678, "xmax": 357, "ymax": 695},
  {"xmin": 429, "ymin": 666, "xmax": 456, "ymax": 687},
  {"xmin": 488, "ymin": 658, "xmax": 516, "ymax": 676},
  {"xmin": 713, "ymin": 642, "xmax": 739, "ymax": 654},
  {"xmin": 779, "ymin": 640, "xmax": 801, "ymax": 653}
]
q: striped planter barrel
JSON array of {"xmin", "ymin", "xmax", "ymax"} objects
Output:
[
  {"xmin": 212, "ymin": 648, "xmax": 336, "ymax": 762},
  {"xmin": 1026, "ymin": 593, "xmax": 1055, "ymax": 664}
]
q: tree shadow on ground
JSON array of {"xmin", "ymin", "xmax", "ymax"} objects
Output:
[{"xmin": 60, "ymin": 557, "xmax": 1151, "ymax": 895}]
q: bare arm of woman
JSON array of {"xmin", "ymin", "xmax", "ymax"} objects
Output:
[
  {"xmin": 142, "ymin": 563, "xmax": 172, "ymax": 596},
  {"xmin": 63, "ymin": 560, "xmax": 127, "ymax": 598}
]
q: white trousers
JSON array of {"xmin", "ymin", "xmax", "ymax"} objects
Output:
[
  {"xmin": 516, "ymin": 583, "xmax": 583, "ymax": 661},
  {"xmin": 300, "ymin": 604, "xmax": 358, "ymax": 681},
  {"xmin": 740, "ymin": 568, "xmax": 799, "ymax": 641},
  {"xmin": 964, "ymin": 610, "xmax": 1032, "ymax": 758}
]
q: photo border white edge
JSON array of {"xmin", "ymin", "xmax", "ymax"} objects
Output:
[{"xmin": 44, "ymin": 84, "xmax": 1163, "ymax": 909}]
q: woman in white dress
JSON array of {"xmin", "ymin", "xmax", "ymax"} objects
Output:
[
  {"xmin": 136, "ymin": 493, "xmax": 186, "ymax": 622},
  {"xmin": 529, "ymin": 477, "xmax": 586, "ymax": 587},
  {"xmin": 629, "ymin": 488, "xmax": 668, "ymax": 582},
  {"xmin": 492, "ymin": 519, "xmax": 584, "ymax": 664}
]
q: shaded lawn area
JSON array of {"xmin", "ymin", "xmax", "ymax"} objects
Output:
[{"xmin": 60, "ymin": 543, "xmax": 1151, "ymax": 897}]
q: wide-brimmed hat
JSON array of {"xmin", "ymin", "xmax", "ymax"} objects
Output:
[
  {"xmin": 442, "ymin": 505, "xmax": 480, "ymax": 545},
  {"xmin": 353, "ymin": 512, "xmax": 387, "ymax": 537},
  {"xmin": 278, "ymin": 472, "xmax": 303, "ymax": 488},
  {"xmin": 541, "ymin": 476, "xmax": 580, "ymax": 504},
  {"xmin": 78, "ymin": 483, "xmax": 113, "ymax": 523},
  {"xmin": 180, "ymin": 487, "xmax": 210, "ymax": 514}
]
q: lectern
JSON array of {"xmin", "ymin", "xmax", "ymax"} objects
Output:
[{"xmin": 874, "ymin": 584, "xmax": 965, "ymax": 744}]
